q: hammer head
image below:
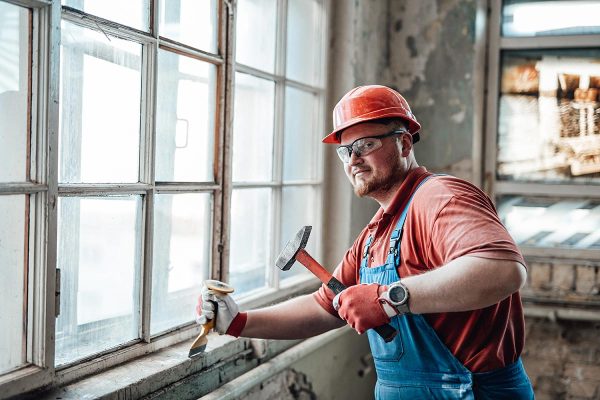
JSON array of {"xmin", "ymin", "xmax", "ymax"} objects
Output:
[{"xmin": 275, "ymin": 226, "xmax": 312, "ymax": 271}]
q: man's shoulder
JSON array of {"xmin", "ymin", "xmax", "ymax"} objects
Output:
[
  {"xmin": 418, "ymin": 174, "xmax": 487, "ymax": 200},
  {"xmin": 407, "ymin": 174, "xmax": 492, "ymax": 219}
]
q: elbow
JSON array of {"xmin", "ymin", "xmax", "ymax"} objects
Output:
[{"xmin": 506, "ymin": 261, "xmax": 527, "ymax": 294}]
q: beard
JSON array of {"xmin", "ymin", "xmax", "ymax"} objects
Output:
[{"xmin": 353, "ymin": 156, "xmax": 404, "ymax": 197}]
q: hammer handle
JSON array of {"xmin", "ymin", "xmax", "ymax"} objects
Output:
[{"xmin": 295, "ymin": 250, "xmax": 397, "ymax": 343}]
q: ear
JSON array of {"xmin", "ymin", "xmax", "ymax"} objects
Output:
[{"xmin": 399, "ymin": 132, "xmax": 413, "ymax": 157}]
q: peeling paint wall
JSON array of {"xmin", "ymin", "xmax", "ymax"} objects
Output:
[
  {"xmin": 238, "ymin": 332, "xmax": 376, "ymax": 400},
  {"xmin": 324, "ymin": 0, "xmax": 482, "ymax": 248},
  {"xmin": 385, "ymin": 0, "xmax": 479, "ymax": 181}
]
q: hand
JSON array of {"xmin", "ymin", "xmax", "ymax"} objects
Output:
[
  {"xmin": 332, "ymin": 283, "xmax": 390, "ymax": 334},
  {"xmin": 196, "ymin": 284, "xmax": 246, "ymax": 336}
]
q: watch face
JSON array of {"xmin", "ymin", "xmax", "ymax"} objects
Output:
[{"xmin": 389, "ymin": 285, "xmax": 407, "ymax": 304}]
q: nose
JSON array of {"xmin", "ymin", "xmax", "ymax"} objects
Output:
[{"xmin": 348, "ymin": 149, "xmax": 363, "ymax": 166}]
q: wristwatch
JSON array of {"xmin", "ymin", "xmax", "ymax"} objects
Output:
[{"xmin": 379, "ymin": 281, "xmax": 411, "ymax": 316}]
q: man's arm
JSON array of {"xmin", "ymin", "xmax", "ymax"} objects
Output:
[
  {"xmin": 402, "ymin": 255, "xmax": 526, "ymax": 314},
  {"xmin": 241, "ymin": 294, "xmax": 345, "ymax": 339},
  {"xmin": 332, "ymin": 256, "xmax": 526, "ymax": 334}
]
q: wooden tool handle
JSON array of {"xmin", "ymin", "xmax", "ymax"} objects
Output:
[
  {"xmin": 295, "ymin": 249, "xmax": 334, "ymax": 283},
  {"xmin": 296, "ymin": 251, "xmax": 397, "ymax": 343}
]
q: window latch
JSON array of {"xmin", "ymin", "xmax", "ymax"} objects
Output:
[{"xmin": 55, "ymin": 268, "xmax": 61, "ymax": 317}]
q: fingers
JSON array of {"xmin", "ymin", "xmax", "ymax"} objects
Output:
[
  {"xmin": 333, "ymin": 292, "xmax": 342, "ymax": 311},
  {"xmin": 204, "ymin": 289, "xmax": 227, "ymax": 298},
  {"xmin": 201, "ymin": 301, "xmax": 215, "ymax": 321}
]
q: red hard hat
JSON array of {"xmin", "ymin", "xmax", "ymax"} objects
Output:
[{"xmin": 322, "ymin": 85, "xmax": 421, "ymax": 144}]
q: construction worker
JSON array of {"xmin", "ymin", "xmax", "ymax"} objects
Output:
[{"xmin": 197, "ymin": 85, "xmax": 534, "ymax": 399}]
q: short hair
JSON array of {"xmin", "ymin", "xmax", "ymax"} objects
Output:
[
  {"xmin": 335, "ymin": 117, "xmax": 420, "ymax": 144},
  {"xmin": 374, "ymin": 117, "xmax": 420, "ymax": 144}
]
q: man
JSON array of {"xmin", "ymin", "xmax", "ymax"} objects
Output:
[{"xmin": 197, "ymin": 85, "xmax": 534, "ymax": 399}]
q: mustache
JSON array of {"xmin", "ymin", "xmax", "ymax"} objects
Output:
[{"xmin": 352, "ymin": 168, "xmax": 371, "ymax": 177}]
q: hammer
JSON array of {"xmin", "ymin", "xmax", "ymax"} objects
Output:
[{"xmin": 276, "ymin": 226, "xmax": 397, "ymax": 342}]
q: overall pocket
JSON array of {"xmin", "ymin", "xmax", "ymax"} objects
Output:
[{"xmin": 368, "ymin": 316, "xmax": 404, "ymax": 361}]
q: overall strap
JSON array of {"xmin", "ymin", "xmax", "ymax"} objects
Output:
[
  {"xmin": 387, "ymin": 174, "xmax": 437, "ymax": 265},
  {"xmin": 361, "ymin": 235, "xmax": 374, "ymax": 268}
]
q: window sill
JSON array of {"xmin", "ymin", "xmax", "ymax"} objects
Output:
[
  {"xmin": 18, "ymin": 277, "xmax": 322, "ymax": 399},
  {"xmin": 25, "ymin": 333, "xmax": 297, "ymax": 399},
  {"xmin": 25, "ymin": 327, "xmax": 353, "ymax": 400}
]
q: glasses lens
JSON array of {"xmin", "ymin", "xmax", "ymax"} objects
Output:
[
  {"xmin": 336, "ymin": 146, "xmax": 350, "ymax": 162},
  {"xmin": 354, "ymin": 138, "xmax": 382, "ymax": 157}
]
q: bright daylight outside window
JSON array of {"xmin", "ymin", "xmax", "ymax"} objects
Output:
[
  {"xmin": 0, "ymin": 1, "xmax": 31, "ymax": 376},
  {"xmin": 55, "ymin": 0, "xmax": 221, "ymax": 365},
  {"xmin": 230, "ymin": 0, "xmax": 326, "ymax": 295},
  {"xmin": 490, "ymin": 0, "xmax": 600, "ymax": 255},
  {"xmin": 0, "ymin": 0, "xmax": 328, "ymax": 395}
]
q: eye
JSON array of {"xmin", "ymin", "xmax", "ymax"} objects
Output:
[
  {"xmin": 363, "ymin": 140, "xmax": 376, "ymax": 149},
  {"xmin": 357, "ymin": 139, "xmax": 376, "ymax": 151}
]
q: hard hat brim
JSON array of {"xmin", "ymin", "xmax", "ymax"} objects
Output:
[{"xmin": 322, "ymin": 111, "xmax": 421, "ymax": 144}]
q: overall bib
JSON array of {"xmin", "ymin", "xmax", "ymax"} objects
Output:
[{"xmin": 359, "ymin": 177, "xmax": 534, "ymax": 399}]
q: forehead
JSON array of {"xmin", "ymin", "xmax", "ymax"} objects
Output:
[{"xmin": 340, "ymin": 122, "xmax": 391, "ymax": 145}]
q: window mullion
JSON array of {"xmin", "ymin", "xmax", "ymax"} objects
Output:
[
  {"xmin": 44, "ymin": 0, "xmax": 61, "ymax": 380},
  {"xmin": 268, "ymin": 0, "xmax": 288, "ymax": 290},
  {"xmin": 501, "ymin": 35, "xmax": 600, "ymax": 50},
  {"xmin": 139, "ymin": 19, "xmax": 159, "ymax": 341},
  {"xmin": 496, "ymin": 181, "xmax": 600, "ymax": 199},
  {"xmin": 483, "ymin": 0, "xmax": 502, "ymax": 199},
  {"xmin": 217, "ymin": 0, "xmax": 236, "ymax": 283}
]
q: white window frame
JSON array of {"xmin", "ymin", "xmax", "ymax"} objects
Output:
[
  {"xmin": 484, "ymin": 0, "xmax": 600, "ymax": 262},
  {"xmin": 227, "ymin": 0, "xmax": 328, "ymax": 307},
  {"xmin": 0, "ymin": 0, "xmax": 330, "ymax": 396}
]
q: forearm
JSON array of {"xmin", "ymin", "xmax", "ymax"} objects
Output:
[
  {"xmin": 241, "ymin": 294, "xmax": 345, "ymax": 339},
  {"xmin": 403, "ymin": 256, "xmax": 526, "ymax": 314}
]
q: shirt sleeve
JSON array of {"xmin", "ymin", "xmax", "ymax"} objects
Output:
[
  {"xmin": 427, "ymin": 191, "xmax": 526, "ymax": 267},
  {"xmin": 313, "ymin": 245, "xmax": 361, "ymax": 317}
]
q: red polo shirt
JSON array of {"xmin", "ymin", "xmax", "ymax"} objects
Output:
[{"xmin": 314, "ymin": 167, "xmax": 526, "ymax": 373}]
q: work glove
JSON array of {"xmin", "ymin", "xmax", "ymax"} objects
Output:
[
  {"xmin": 196, "ymin": 285, "xmax": 247, "ymax": 337},
  {"xmin": 332, "ymin": 283, "xmax": 390, "ymax": 334}
]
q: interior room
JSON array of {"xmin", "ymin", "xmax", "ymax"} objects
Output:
[{"xmin": 1, "ymin": 0, "xmax": 600, "ymax": 399}]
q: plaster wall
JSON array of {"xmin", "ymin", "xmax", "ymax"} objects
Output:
[
  {"xmin": 323, "ymin": 0, "xmax": 483, "ymax": 251},
  {"xmin": 237, "ymin": 330, "xmax": 376, "ymax": 400}
]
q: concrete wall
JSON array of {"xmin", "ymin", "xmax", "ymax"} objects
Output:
[
  {"xmin": 238, "ymin": 330, "xmax": 376, "ymax": 400},
  {"xmin": 323, "ymin": 0, "xmax": 484, "ymax": 257}
]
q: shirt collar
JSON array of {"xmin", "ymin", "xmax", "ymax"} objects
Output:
[{"xmin": 367, "ymin": 166, "xmax": 430, "ymax": 228}]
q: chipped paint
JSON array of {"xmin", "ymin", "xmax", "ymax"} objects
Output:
[{"xmin": 327, "ymin": 0, "xmax": 482, "ymax": 241}]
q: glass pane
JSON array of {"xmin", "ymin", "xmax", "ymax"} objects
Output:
[
  {"xmin": 0, "ymin": 3, "xmax": 29, "ymax": 183},
  {"xmin": 502, "ymin": 1, "xmax": 600, "ymax": 37},
  {"xmin": 62, "ymin": 0, "xmax": 150, "ymax": 32},
  {"xmin": 59, "ymin": 21, "xmax": 142, "ymax": 184},
  {"xmin": 229, "ymin": 188, "xmax": 271, "ymax": 294},
  {"xmin": 498, "ymin": 195, "xmax": 600, "ymax": 249},
  {"xmin": 498, "ymin": 50, "xmax": 600, "ymax": 184},
  {"xmin": 280, "ymin": 186, "xmax": 319, "ymax": 280},
  {"xmin": 286, "ymin": 0, "xmax": 322, "ymax": 85},
  {"xmin": 158, "ymin": 0, "xmax": 218, "ymax": 53},
  {"xmin": 0, "ymin": 195, "xmax": 27, "ymax": 374},
  {"xmin": 156, "ymin": 50, "xmax": 217, "ymax": 182},
  {"xmin": 232, "ymin": 73, "xmax": 275, "ymax": 182},
  {"xmin": 56, "ymin": 196, "xmax": 142, "ymax": 365},
  {"xmin": 283, "ymin": 87, "xmax": 318, "ymax": 181},
  {"xmin": 235, "ymin": 0, "xmax": 276, "ymax": 72},
  {"xmin": 151, "ymin": 193, "xmax": 212, "ymax": 335}
]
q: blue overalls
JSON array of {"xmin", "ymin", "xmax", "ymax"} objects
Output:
[{"xmin": 360, "ymin": 177, "xmax": 534, "ymax": 399}]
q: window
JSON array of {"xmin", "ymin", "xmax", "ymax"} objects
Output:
[
  {"xmin": 486, "ymin": 0, "xmax": 600, "ymax": 260},
  {"xmin": 0, "ymin": 1, "xmax": 34, "ymax": 377},
  {"xmin": 230, "ymin": 0, "xmax": 326, "ymax": 294},
  {"xmin": 0, "ymin": 0, "xmax": 328, "ymax": 395}
]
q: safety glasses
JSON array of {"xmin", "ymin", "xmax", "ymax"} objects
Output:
[{"xmin": 336, "ymin": 129, "xmax": 407, "ymax": 163}]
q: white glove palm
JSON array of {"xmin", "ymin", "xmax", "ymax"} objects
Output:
[{"xmin": 196, "ymin": 286, "xmax": 239, "ymax": 335}]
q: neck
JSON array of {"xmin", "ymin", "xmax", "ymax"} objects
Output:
[{"xmin": 370, "ymin": 161, "xmax": 420, "ymax": 211}]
